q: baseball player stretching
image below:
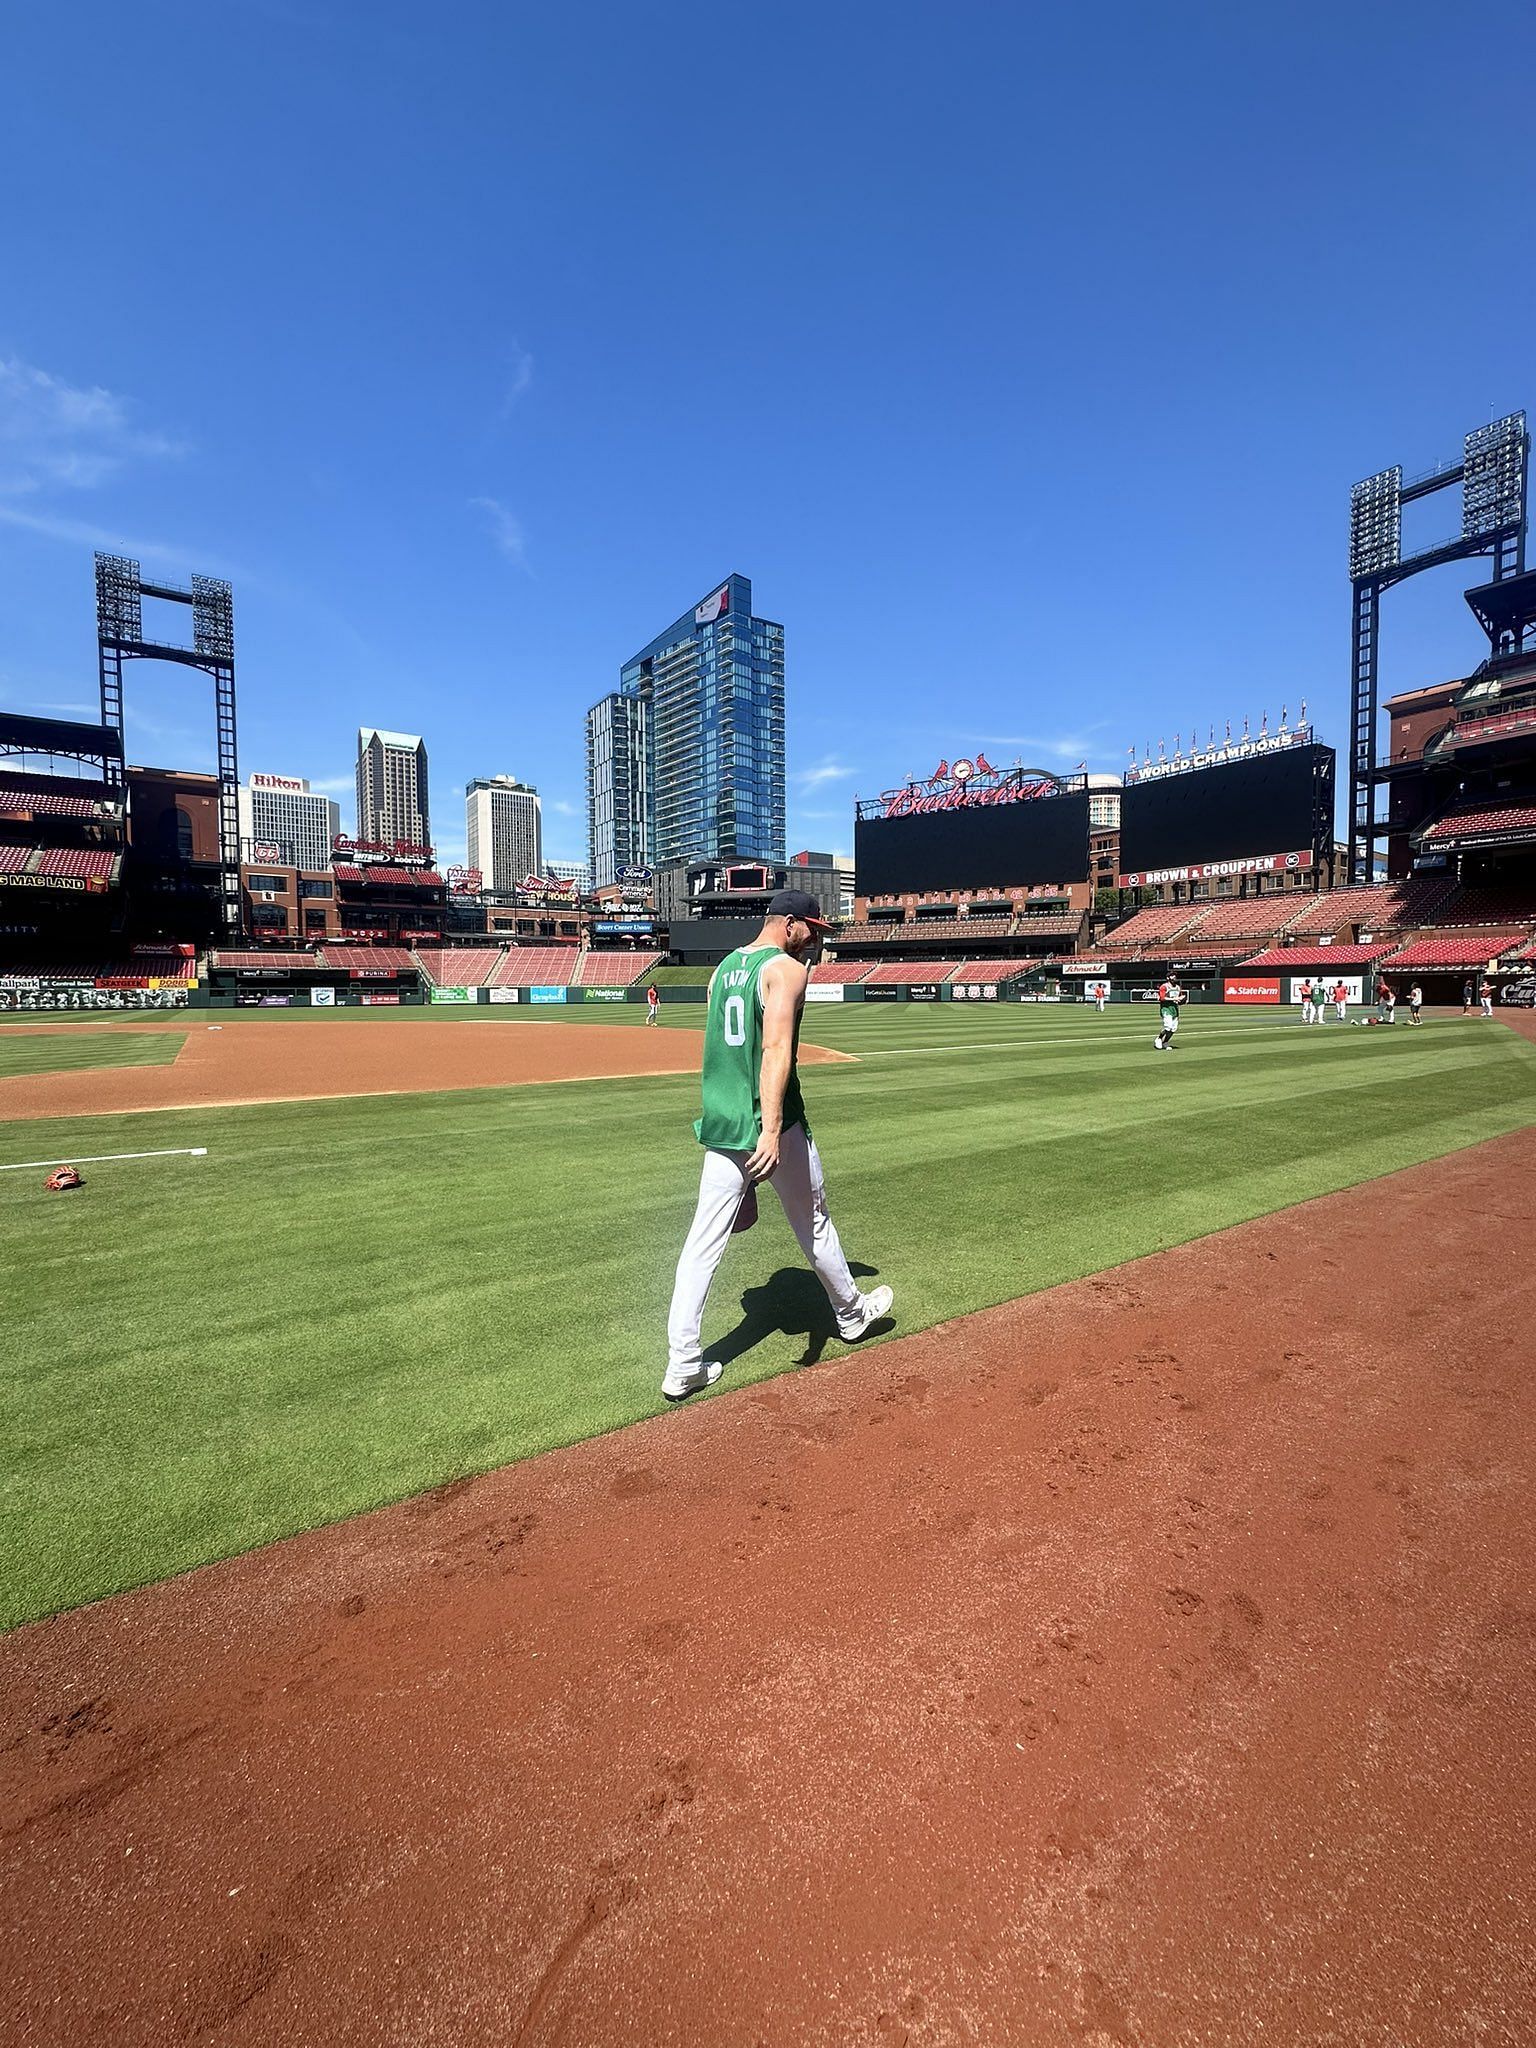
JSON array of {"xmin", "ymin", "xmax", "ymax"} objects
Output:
[
  {"xmin": 662, "ymin": 889, "xmax": 893, "ymax": 1403},
  {"xmin": 1153, "ymin": 975, "xmax": 1184, "ymax": 1050}
]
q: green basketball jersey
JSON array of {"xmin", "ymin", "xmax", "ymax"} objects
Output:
[{"xmin": 694, "ymin": 945, "xmax": 807, "ymax": 1150}]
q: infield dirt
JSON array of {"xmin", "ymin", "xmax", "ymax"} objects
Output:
[
  {"xmin": 3, "ymin": 1128, "xmax": 1532, "ymax": 2046},
  {"xmin": 0, "ymin": 1016, "xmax": 849, "ymax": 1119}
]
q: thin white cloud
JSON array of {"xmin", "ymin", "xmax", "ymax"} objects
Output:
[
  {"xmin": 0, "ymin": 357, "xmax": 183, "ymax": 496},
  {"xmin": 547, "ymin": 797, "xmax": 580, "ymax": 817},
  {"xmin": 305, "ymin": 773, "xmax": 354, "ymax": 795},
  {"xmin": 0, "ymin": 502, "xmax": 245, "ymax": 581},
  {"xmin": 471, "ymin": 495, "xmax": 529, "ymax": 570},
  {"xmin": 794, "ymin": 758, "xmax": 855, "ymax": 792},
  {"xmin": 967, "ymin": 729, "xmax": 1108, "ymax": 766},
  {"xmin": 499, "ymin": 340, "xmax": 534, "ymax": 416}
]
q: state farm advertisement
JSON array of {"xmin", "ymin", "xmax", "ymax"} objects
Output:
[{"xmin": 1224, "ymin": 976, "xmax": 1281, "ymax": 1004}]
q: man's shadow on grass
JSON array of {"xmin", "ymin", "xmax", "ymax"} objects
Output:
[{"xmin": 711, "ymin": 1262, "xmax": 888, "ymax": 1370}]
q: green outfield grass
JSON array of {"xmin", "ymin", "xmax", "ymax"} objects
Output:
[
  {"xmin": 0, "ymin": 1029, "xmax": 186, "ymax": 1079},
  {"xmin": 2, "ymin": 1003, "xmax": 1533, "ymax": 1628}
]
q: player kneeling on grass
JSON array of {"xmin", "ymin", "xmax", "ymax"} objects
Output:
[
  {"xmin": 1153, "ymin": 975, "xmax": 1184, "ymax": 1051},
  {"xmin": 662, "ymin": 890, "xmax": 893, "ymax": 1404}
]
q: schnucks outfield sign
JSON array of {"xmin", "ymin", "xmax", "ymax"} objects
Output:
[{"xmin": 1116, "ymin": 848, "xmax": 1313, "ymax": 888}]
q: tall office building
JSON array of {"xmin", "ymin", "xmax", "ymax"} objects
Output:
[
  {"xmin": 237, "ymin": 773, "xmax": 341, "ymax": 872},
  {"xmin": 585, "ymin": 688, "xmax": 652, "ymax": 891},
  {"xmin": 356, "ymin": 728, "xmax": 430, "ymax": 847},
  {"xmin": 585, "ymin": 573, "xmax": 785, "ymax": 890},
  {"xmin": 465, "ymin": 775, "xmax": 543, "ymax": 892}
]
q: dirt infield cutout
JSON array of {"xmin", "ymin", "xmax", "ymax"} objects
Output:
[{"xmin": 0, "ymin": 1016, "xmax": 851, "ymax": 1119}]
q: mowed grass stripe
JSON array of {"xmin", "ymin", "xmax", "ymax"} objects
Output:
[
  {"xmin": 0, "ymin": 1030, "xmax": 186, "ymax": 1080},
  {"xmin": 1, "ymin": 1010, "xmax": 1533, "ymax": 1627}
]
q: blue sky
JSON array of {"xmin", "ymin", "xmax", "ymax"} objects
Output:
[{"xmin": 3, "ymin": 0, "xmax": 1534, "ymax": 870}]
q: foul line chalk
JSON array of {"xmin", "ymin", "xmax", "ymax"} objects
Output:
[{"xmin": 0, "ymin": 1146, "xmax": 208, "ymax": 1172}]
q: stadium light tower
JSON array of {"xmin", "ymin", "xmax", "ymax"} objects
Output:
[
  {"xmin": 1347, "ymin": 412, "xmax": 1528, "ymax": 882},
  {"xmin": 95, "ymin": 553, "xmax": 241, "ymax": 932}
]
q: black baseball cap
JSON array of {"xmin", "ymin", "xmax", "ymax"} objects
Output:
[{"xmin": 767, "ymin": 888, "xmax": 834, "ymax": 929}]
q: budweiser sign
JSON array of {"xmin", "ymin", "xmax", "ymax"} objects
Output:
[
  {"xmin": 333, "ymin": 836, "xmax": 435, "ymax": 860},
  {"xmin": 877, "ymin": 755, "xmax": 1065, "ymax": 819}
]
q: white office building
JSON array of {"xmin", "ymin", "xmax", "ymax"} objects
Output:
[
  {"xmin": 1085, "ymin": 773, "xmax": 1122, "ymax": 829},
  {"xmin": 466, "ymin": 775, "xmax": 543, "ymax": 893},
  {"xmin": 545, "ymin": 859, "xmax": 590, "ymax": 893},
  {"xmin": 237, "ymin": 774, "xmax": 341, "ymax": 872}
]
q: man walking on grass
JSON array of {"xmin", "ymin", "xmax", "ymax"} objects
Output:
[
  {"xmin": 1153, "ymin": 974, "xmax": 1184, "ymax": 1051},
  {"xmin": 662, "ymin": 890, "xmax": 893, "ymax": 1403}
]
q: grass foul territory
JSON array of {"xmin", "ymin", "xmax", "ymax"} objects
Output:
[
  {"xmin": 2, "ymin": 1005, "xmax": 1534, "ymax": 1628},
  {"xmin": 0, "ymin": 1029, "xmax": 187, "ymax": 1079}
]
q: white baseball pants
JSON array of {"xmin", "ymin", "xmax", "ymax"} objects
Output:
[{"xmin": 667, "ymin": 1122, "xmax": 862, "ymax": 1372}]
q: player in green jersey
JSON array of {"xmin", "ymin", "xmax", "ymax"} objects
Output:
[
  {"xmin": 662, "ymin": 889, "xmax": 894, "ymax": 1402},
  {"xmin": 1153, "ymin": 975, "xmax": 1184, "ymax": 1051}
]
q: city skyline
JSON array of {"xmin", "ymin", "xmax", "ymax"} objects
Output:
[{"xmin": 5, "ymin": 6, "xmax": 1535, "ymax": 877}]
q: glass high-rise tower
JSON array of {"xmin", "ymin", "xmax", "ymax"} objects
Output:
[{"xmin": 585, "ymin": 574, "xmax": 785, "ymax": 889}]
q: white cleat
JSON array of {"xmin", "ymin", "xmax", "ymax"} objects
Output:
[
  {"xmin": 662, "ymin": 1362, "xmax": 724, "ymax": 1403},
  {"xmin": 837, "ymin": 1284, "xmax": 894, "ymax": 1342}
]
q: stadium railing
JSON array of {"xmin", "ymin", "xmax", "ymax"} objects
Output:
[
  {"xmin": 489, "ymin": 948, "xmax": 580, "ymax": 987},
  {"xmin": 1099, "ymin": 905, "xmax": 1206, "ymax": 953},
  {"xmin": 208, "ymin": 949, "xmax": 320, "ymax": 970},
  {"xmin": 1280, "ymin": 878, "xmax": 1456, "ymax": 937},
  {"xmin": 861, "ymin": 960, "xmax": 965, "ymax": 985},
  {"xmin": 413, "ymin": 947, "xmax": 505, "ymax": 987},
  {"xmin": 571, "ymin": 950, "xmax": 663, "ymax": 986},
  {"xmin": 808, "ymin": 961, "xmax": 875, "ymax": 984},
  {"xmin": 948, "ymin": 960, "xmax": 1043, "ymax": 984},
  {"xmin": 1381, "ymin": 932, "xmax": 1527, "ymax": 970},
  {"xmin": 1415, "ymin": 884, "xmax": 1536, "ymax": 928},
  {"xmin": 317, "ymin": 944, "xmax": 415, "ymax": 972},
  {"xmin": 1418, "ymin": 802, "xmax": 1536, "ymax": 845}
]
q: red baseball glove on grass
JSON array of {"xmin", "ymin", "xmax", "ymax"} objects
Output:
[{"xmin": 45, "ymin": 1166, "xmax": 84, "ymax": 1192}]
